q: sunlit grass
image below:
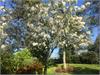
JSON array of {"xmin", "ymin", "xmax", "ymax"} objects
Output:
[
  {"xmin": 47, "ymin": 64, "xmax": 100, "ymax": 75},
  {"xmin": 68, "ymin": 64, "xmax": 100, "ymax": 70}
]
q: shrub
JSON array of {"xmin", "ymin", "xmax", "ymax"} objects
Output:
[
  {"xmin": 16, "ymin": 60, "xmax": 43, "ymax": 74},
  {"xmin": 14, "ymin": 48, "xmax": 33, "ymax": 67},
  {"xmin": 55, "ymin": 65, "xmax": 74, "ymax": 73},
  {"xmin": 1, "ymin": 49, "xmax": 15, "ymax": 74}
]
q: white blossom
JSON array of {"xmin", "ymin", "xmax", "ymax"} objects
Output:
[
  {"xmin": 1, "ymin": 17, "xmax": 6, "ymax": 21},
  {"xmin": 85, "ymin": 2, "xmax": 91, "ymax": 7},
  {"xmin": 62, "ymin": 41, "xmax": 66, "ymax": 44},
  {"xmin": 74, "ymin": 6, "xmax": 79, "ymax": 11},
  {"xmin": 62, "ymin": 1, "xmax": 66, "ymax": 6},
  {"xmin": 32, "ymin": 42, "xmax": 38, "ymax": 46},
  {"xmin": 78, "ymin": 17, "xmax": 83, "ymax": 21},
  {"xmin": 49, "ymin": 17, "xmax": 53, "ymax": 23},
  {"xmin": 48, "ymin": 3, "xmax": 51, "ymax": 7},
  {"xmin": 65, "ymin": 44, "xmax": 67, "ymax": 47},
  {"xmin": 74, "ymin": 6, "xmax": 81, "ymax": 11},
  {"xmin": 51, "ymin": 10, "xmax": 56, "ymax": 14},
  {"xmin": 31, "ymin": 6, "xmax": 35, "ymax": 11},
  {"xmin": 86, "ymin": 31, "xmax": 91, "ymax": 34},
  {"xmin": 80, "ymin": 22, "xmax": 85, "ymax": 25},
  {"xmin": 43, "ymin": 42, "xmax": 46, "ymax": 46},
  {"xmin": 1, "ymin": 44, "xmax": 6, "ymax": 49},
  {"xmin": 0, "ymin": 6, "xmax": 4, "ymax": 10},
  {"xmin": 65, "ymin": 28, "xmax": 69, "ymax": 33},
  {"xmin": 79, "ymin": 35, "xmax": 84, "ymax": 38},
  {"xmin": 2, "ymin": 23, "xmax": 7, "ymax": 25},
  {"xmin": 51, "ymin": 30, "xmax": 55, "ymax": 34},
  {"xmin": 79, "ymin": 43, "xmax": 88, "ymax": 47},
  {"xmin": 81, "ymin": 5, "xmax": 86, "ymax": 10},
  {"xmin": 44, "ymin": 34, "xmax": 50, "ymax": 38}
]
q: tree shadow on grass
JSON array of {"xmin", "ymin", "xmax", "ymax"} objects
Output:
[{"xmin": 71, "ymin": 67, "xmax": 100, "ymax": 74}]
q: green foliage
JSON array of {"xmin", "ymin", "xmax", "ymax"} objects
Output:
[
  {"xmin": 1, "ymin": 48, "xmax": 35, "ymax": 74},
  {"xmin": 48, "ymin": 59, "xmax": 58, "ymax": 67},
  {"xmin": 1, "ymin": 49, "xmax": 15, "ymax": 74},
  {"xmin": 80, "ymin": 51, "xmax": 99, "ymax": 64},
  {"xmin": 94, "ymin": 34, "xmax": 100, "ymax": 54},
  {"xmin": 58, "ymin": 48, "xmax": 75, "ymax": 63},
  {"xmin": 14, "ymin": 48, "xmax": 33, "ymax": 68},
  {"xmin": 90, "ymin": 17, "xmax": 97, "ymax": 25},
  {"xmin": 13, "ymin": 0, "xmax": 40, "ymax": 5},
  {"xmin": 70, "ymin": 55, "xmax": 81, "ymax": 63}
]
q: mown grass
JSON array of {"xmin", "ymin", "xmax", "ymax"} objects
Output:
[{"xmin": 47, "ymin": 64, "xmax": 100, "ymax": 75}]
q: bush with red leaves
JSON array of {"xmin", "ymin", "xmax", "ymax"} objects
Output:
[{"xmin": 16, "ymin": 62, "xmax": 43, "ymax": 74}]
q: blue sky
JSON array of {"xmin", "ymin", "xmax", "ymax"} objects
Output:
[
  {"xmin": 77, "ymin": 0, "xmax": 84, "ymax": 6},
  {"xmin": 91, "ymin": 26, "xmax": 100, "ymax": 42}
]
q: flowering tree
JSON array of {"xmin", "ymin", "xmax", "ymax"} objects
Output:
[{"xmin": 46, "ymin": 0, "xmax": 91, "ymax": 69}]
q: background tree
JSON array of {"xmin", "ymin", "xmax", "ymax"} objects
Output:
[
  {"xmin": 94, "ymin": 34, "xmax": 100, "ymax": 54},
  {"xmin": 80, "ymin": 51, "xmax": 98, "ymax": 64},
  {"xmin": 88, "ymin": 34, "xmax": 100, "ymax": 64}
]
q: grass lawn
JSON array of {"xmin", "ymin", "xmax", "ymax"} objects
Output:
[{"xmin": 47, "ymin": 64, "xmax": 100, "ymax": 75}]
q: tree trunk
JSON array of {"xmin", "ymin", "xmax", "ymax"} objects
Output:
[
  {"xmin": 43, "ymin": 64, "xmax": 47, "ymax": 75},
  {"xmin": 63, "ymin": 50, "xmax": 66, "ymax": 69},
  {"xmin": 43, "ymin": 56, "xmax": 48, "ymax": 75}
]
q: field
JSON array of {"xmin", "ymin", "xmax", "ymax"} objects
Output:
[{"xmin": 48, "ymin": 64, "xmax": 100, "ymax": 75}]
